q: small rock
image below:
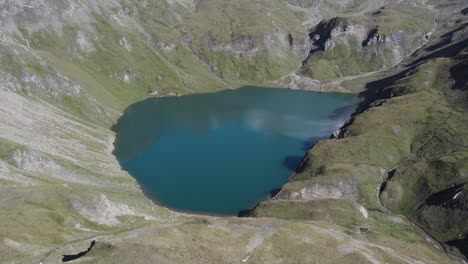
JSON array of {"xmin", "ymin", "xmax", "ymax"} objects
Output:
[
  {"xmin": 148, "ymin": 90, "xmax": 158, "ymax": 95},
  {"xmin": 359, "ymin": 226, "xmax": 371, "ymax": 234}
]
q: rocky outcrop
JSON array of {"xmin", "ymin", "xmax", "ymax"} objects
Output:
[
  {"xmin": 207, "ymin": 35, "xmax": 261, "ymax": 57},
  {"xmin": 70, "ymin": 194, "xmax": 155, "ymax": 226},
  {"xmin": 298, "ymin": 1, "xmax": 438, "ymax": 83},
  {"xmin": 307, "ymin": 17, "xmax": 348, "ymax": 54},
  {"xmin": 9, "ymin": 149, "xmax": 61, "ymax": 174},
  {"xmin": 362, "ymin": 27, "xmax": 386, "ymax": 46}
]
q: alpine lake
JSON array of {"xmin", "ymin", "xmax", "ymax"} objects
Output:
[{"xmin": 112, "ymin": 87, "xmax": 358, "ymax": 215}]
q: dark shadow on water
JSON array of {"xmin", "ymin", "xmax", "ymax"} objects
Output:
[
  {"xmin": 62, "ymin": 240, "xmax": 96, "ymax": 262},
  {"xmin": 237, "ymin": 189, "xmax": 280, "ymax": 217},
  {"xmin": 283, "ymin": 156, "xmax": 305, "ymax": 171},
  {"xmin": 237, "ymin": 209, "xmax": 252, "ymax": 217},
  {"xmin": 283, "ymin": 136, "xmax": 326, "ymax": 171},
  {"xmin": 269, "ymin": 188, "xmax": 282, "ymax": 197},
  {"xmin": 302, "ymin": 136, "xmax": 326, "ymax": 151}
]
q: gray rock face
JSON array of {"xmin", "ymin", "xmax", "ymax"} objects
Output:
[
  {"xmin": 362, "ymin": 27, "xmax": 386, "ymax": 46},
  {"xmin": 306, "ymin": 17, "xmax": 349, "ymax": 54},
  {"xmin": 9, "ymin": 149, "xmax": 61, "ymax": 174},
  {"xmin": 277, "ymin": 178, "xmax": 358, "ymax": 201},
  {"xmin": 208, "ymin": 35, "xmax": 261, "ymax": 57}
]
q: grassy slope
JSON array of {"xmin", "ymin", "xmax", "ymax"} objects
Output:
[{"xmin": 251, "ymin": 4, "xmax": 468, "ymax": 259}]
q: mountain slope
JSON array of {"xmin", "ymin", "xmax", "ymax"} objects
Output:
[
  {"xmin": 250, "ymin": 1, "xmax": 468, "ymax": 259},
  {"xmin": 0, "ymin": 0, "xmax": 466, "ymax": 263}
]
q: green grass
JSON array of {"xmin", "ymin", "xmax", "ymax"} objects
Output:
[
  {"xmin": 252, "ymin": 199, "xmax": 367, "ymax": 228},
  {"xmin": 0, "ymin": 139, "xmax": 20, "ymax": 158},
  {"xmin": 368, "ymin": 215, "xmax": 421, "ymax": 243}
]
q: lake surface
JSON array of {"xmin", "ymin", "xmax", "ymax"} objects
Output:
[{"xmin": 112, "ymin": 87, "xmax": 358, "ymax": 215}]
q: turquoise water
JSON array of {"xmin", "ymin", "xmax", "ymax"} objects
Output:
[{"xmin": 112, "ymin": 87, "xmax": 358, "ymax": 215}]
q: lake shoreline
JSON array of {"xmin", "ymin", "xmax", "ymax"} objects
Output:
[{"xmin": 112, "ymin": 86, "xmax": 361, "ymax": 217}]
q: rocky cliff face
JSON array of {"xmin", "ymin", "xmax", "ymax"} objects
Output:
[
  {"xmin": 0, "ymin": 0, "xmax": 467, "ymax": 263},
  {"xmin": 299, "ymin": 0, "xmax": 436, "ymax": 83}
]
